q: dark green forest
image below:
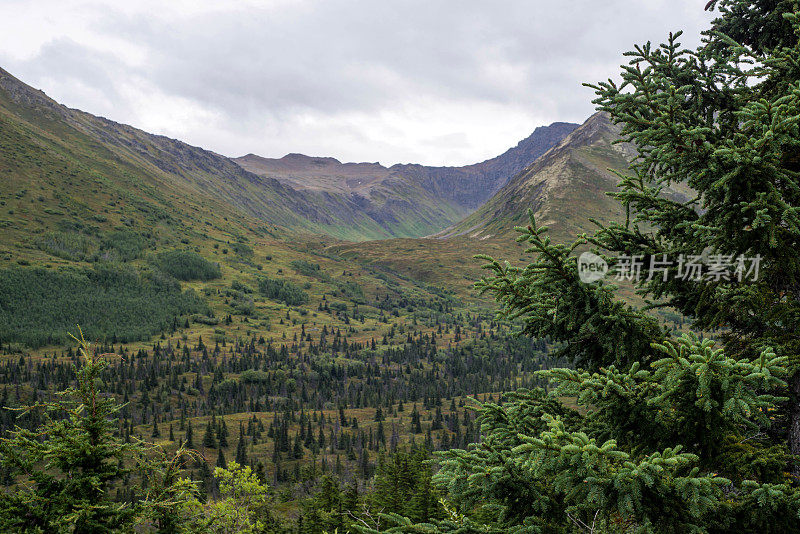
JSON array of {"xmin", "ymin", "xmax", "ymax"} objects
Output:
[
  {"xmin": 0, "ymin": 319, "xmax": 551, "ymax": 532},
  {"xmin": 0, "ymin": 264, "xmax": 208, "ymax": 348}
]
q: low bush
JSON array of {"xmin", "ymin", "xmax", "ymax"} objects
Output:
[
  {"xmin": 148, "ymin": 250, "xmax": 221, "ymax": 281},
  {"xmin": 258, "ymin": 277, "xmax": 309, "ymax": 306}
]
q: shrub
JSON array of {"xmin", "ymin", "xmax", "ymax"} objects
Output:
[
  {"xmin": 100, "ymin": 230, "xmax": 146, "ymax": 261},
  {"xmin": 290, "ymin": 259, "xmax": 331, "ymax": 281},
  {"xmin": 233, "ymin": 296, "xmax": 256, "ymax": 316},
  {"xmin": 148, "ymin": 250, "xmax": 221, "ymax": 281},
  {"xmin": 36, "ymin": 231, "xmax": 96, "ymax": 261},
  {"xmin": 335, "ymin": 280, "xmax": 364, "ymax": 303},
  {"xmin": 230, "ymin": 242, "xmax": 254, "ymax": 258},
  {"xmin": 230, "ymin": 280, "xmax": 252, "ymax": 293},
  {"xmin": 257, "ymin": 277, "xmax": 309, "ymax": 306},
  {"xmin": 191, "ymin": 314, "xmax": 220, "ymax": 326},
  {"xmin": 239, "ymin": 369, "xmax": 270, "ymax": 384}
]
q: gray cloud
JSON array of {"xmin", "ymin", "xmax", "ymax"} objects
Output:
[{"xmin": 0, "ymin": 0, "xmax": 714, "ymax": 165}]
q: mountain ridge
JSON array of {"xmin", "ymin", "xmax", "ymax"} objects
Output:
[
  {"xmin": 0, "ymin": 66, "xmax": 456, "ymax": 241},
  {"xmin": 0, "ymin": 65, "xmax": 581, "ymax": 241},
  {"xmin": 234, "ymin": 121, "xmax": 579, "ymax": 214},
  {"xmin": 434, "ymin": 111, "xmax": 632, "ymax": 242}
]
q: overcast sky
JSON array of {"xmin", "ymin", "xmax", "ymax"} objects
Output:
[{"xmin": 0, "ymin": 1, "xmax": 714, "ymax": 166}]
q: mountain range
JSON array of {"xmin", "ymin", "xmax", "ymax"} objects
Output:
[
  {"xmin": 0, "ymin": 65, "xmax": 585, "ymax": 244},
  {"xmin": 0, "ymin": 64, "xmax": 643, "ymax": 283},
  {"xmin": 438, "ymin": 111, "xmax": 631, "ymax": 242},
  {"xmin": 233, "ymin": 120, "xmax": 578, "ymax": 239},
  {"xmin": 328, "ymin": 111, "xmax": 637, "ymax": 290}
]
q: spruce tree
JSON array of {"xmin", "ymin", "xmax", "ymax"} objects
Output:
[
  {"xmin": 293, "ymin": 432, "xmax": 304, "ymax": 459},
  {"xmin": 583, "ymin": 0, "xmax": 800, "ymax": 468},
  {"xmin": 202, "ymin": 420, "xmax": 217, "ymax": 449},
  {"xmin": 235, "ymin": 430, "xmax": 248, "ymax": 466},
  {"xmin": 185, "ymin": 421, "xmax": 194, "ymax": 449},
  {"xmin": 218, "ymin": 420, "xmax": 229, "ymax": 448},
  {"xmin": 0, "ymin": 331, "xmax": 197, "ymax": 533}
]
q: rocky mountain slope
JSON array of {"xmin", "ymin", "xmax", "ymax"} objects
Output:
[
  {"xmin": 332, "ymin": 113, "xmax": 682, "ymax": 291},
  {"xmin": 392, "ymin": 121, "xmax": 581, "ymax": 210},
  {"xmin": 436, "ymin": 112, "xmax": 636, "ymax": 243},
  {"xmin": 234, "ymin": 122, "xmax": 578, "ymax": 237}
]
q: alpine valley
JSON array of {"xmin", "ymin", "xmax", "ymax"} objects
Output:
[
  {"xmin": 2, "ymin": 2, "xmax": 797, "ymax": 532},
  {"xmin": 0, "ymin": 65, "xmax": 678, "ymax": 528}
]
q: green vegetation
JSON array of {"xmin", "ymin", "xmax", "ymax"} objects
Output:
[
  {"xmin": 0, "ymin": 264, "xmax": 208, "ymax": 347},
  {"xmin": 36, "ymin": 230, "xmax": 96, "ymax": 261},
  {"xmin": 230, "ymin": 242, "xmax": 254, "ymax": 258},
  {"xmin": 0, "ymin": 317, "xmax": 535, "ymax": 532},
  {"xmin": 370, "ymin": 448, "xmax": 442, "ymax": 524},
  {"xmin": 101, "ymin": 229, "xmax": 147, "ymax": 261},
  {"xmin": 0, "ymin": 2, "xmax": 796, "ymax": 532},
  {"xmin": 364, "ymin": 2, "xmax": 800, "ymax": 532},
  {"xmin": 257, "ymin": 276, "xmax": 309, "ymax": 306},
  {"xmin": 290, "ymin": 259, "xmax": 320, "ymax": 275},
  {"xmin": 200, "ymin": 462, "xmax": 277, "ymax": 533},
  {"xmin": 334, "ymin": 279, "xmax": 364, "ymax": 303},
  {"xmin": 149, "ymin": 250, "xmax": 222, "ymax": 281},
  {"xmin": 290, "ymin": 259, "xmax": 332, "ymax": 282},
  {"xmin": 0, "ymin": 334, "xmax": 286, "ymax": 533},
  {"xmin": 0, "ymin": 333, "xmax": 200, "ymax": 532},
  {"xmin": 36, "ymin": 229, "xmax": 147, "ymax": 262}
]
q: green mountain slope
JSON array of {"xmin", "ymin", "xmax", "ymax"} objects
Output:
[
  {"xmin": 0, "ymin": 66, "xmax": 324, "ymax": 242},
  {"xmin": 0, "ymin": 66, "xmax": 477, "ymax": 349},
  {"xmin": 0, "ymin": 67, "xmax": 456, "ymax": 242},
  {"xmin": 0, "ymin": 65, "xmax": 656, "ymax": 352},
  {"xmin": 0, "ymin": 66, "xmax": 578, "ymax": 242}
]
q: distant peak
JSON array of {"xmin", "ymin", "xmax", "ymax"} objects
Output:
[
  {"xmin": 282, "ymin": 153, "xmax": 341, "ymax": 165},
  {"xmin": 571, "ymin": 111, "xmax": 616, "ymax": 138},
  {"xmin": 584, "ymin": 110, "xmax": 612, "ymax": 125},
  {"xmin": 532, "ymin": 121, "xmax": 581, "ymax": 131}
]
